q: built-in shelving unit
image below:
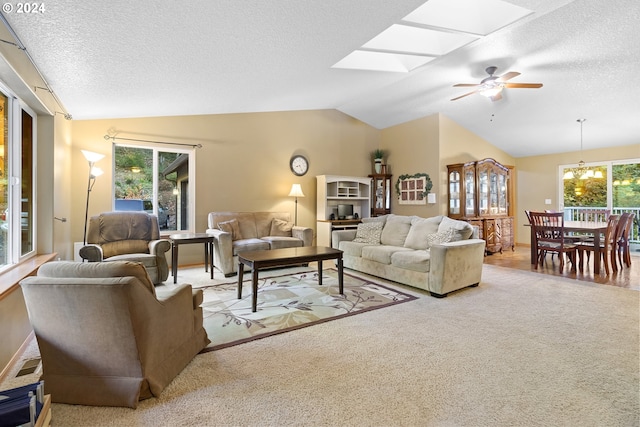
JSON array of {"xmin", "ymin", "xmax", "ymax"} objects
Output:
[{"xmin": 316, "ymin": 175, "xmax": 371, "ymax": 247}]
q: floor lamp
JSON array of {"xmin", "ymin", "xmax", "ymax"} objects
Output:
[
  {"xmin": 81, "ymin": 150, "xmax": 105, "ymax": 245},
  {"xmin": 288, "ymin": 184, "xmax": 305, "ymax": 226}
]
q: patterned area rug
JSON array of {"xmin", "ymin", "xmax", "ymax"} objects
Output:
[{"xmin": 199, "ymin": 268, "xmax": 417, "ymax": 351}]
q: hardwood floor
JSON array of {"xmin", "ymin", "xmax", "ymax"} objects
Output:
[{"xmin": 483, "ymin": 245, "xmax": 640, "ymax": 291}]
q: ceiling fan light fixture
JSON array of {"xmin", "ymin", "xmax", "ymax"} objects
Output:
[{"xmin": 479, "ymin": 80, "xmax": 503, "ymax": 98}]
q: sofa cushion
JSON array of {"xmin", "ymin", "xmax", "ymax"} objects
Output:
[
  {"xmin": 353, "ymin": 222, "xmax": 383, "ymax": 244},
  {"xmin": 380, "ymin": 215, "xmax": 412, "ymax": 247},
  {"xmin": 261, "ymin": 236, "xmax": 303, "ymax": 249},
  {"xmin": 269, "ymin": 218, "xmax": 294, "ymax": 237},
  {"xmin": 338, "ymin": 241, "xmax": 371, "ymax": 257},
  {"xmin": 438, "ymin": 216, "xmax": 473, "ymax": 241},
  {"xmin": 218, "ymin": 219, "xmax": 243, "ymax": 240},
  {"xmin": 254, "ymin": 212, "xmax": 291, "ymax": 238},
  {"xmin": 361, "ymin": 245, "xmax": 412, "ymax": 265},
  {"xmin": 232, "ymin": 238, "xmax": 270, "ymax": 255},
  {"xmin": 97, "ymin": 211, "xmax": 154, "ymax": 242},
  {"xmin": 391, "ymin": 250, "xmax": 431, "ymax": 273},
  {"xmin": 404, "ymin": 216, "xmax": 443, "ymax": 250},
  {"xmin": 101, "ymin": 239, "xmax": 150, "ymax": 259},
  {"xmin": 362, "ymin": 214, "xmax": 388, "ymax": 226}
]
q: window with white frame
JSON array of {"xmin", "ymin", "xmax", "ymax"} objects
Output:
[
  {"xmin": 560, "ymin": 159, "xmax": 640, "ymax": 217},
  {"xmin": 113, "ymin": 143, "xmax": 195, "ymax": 233},
  {"xmin": 0, "ymin": 84, "xmax": 37, "ymax": 270}
]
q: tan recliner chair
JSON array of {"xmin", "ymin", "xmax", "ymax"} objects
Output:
[
  {"xmin": 80, "ymin": 211, "xmax": 171, "ymax": 284},
  {"xmin": 20, "ymin": 261, "xmax": 210, "ymax": 408}
]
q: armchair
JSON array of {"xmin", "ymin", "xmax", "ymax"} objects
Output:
[
  {"xmin": 19, "ymin": 261, "xmax": 210, "ymax": 408},
  {"xmin": 79, "ymin": 211, "xmax": 171, "ymax": 284}
]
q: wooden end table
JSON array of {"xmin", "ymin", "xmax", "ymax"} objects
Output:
[
  {"xmin": 169, "ymin": 233, "xmax": 214, "ymax": 284},
  {"xmin": 238, "ymin": 246, "xmax": 344, "ymax": 312}
]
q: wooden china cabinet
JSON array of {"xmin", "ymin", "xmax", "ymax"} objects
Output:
[
  {"xmin": 447, "ymin": 158, "xmax": 514, "ymax": 254},
  {"xmin": 368, "ymin": 173, "xmax": 392, "ymax": 217}
]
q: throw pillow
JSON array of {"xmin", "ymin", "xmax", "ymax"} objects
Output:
[
  {"xmin": 353, "ymin": 222, "xmax": 383, "ymax": 244},
  {"xmin": 218, "ymin": 219, "xmax": 242, "ymax": 240},
  {"xmin": 270, "ymin": 218, "xmax": 293, "ymax": 237},
  {"xmin": 404, "ymin": 217, "xmax": 442, "ymax": 250},
  {"xmin": 438, "ymin": 216, "xmax": 473, "ymax": 241},
  {"xmin": 426, "ymin": 228, "xmax": 455, "ymax": 247}
]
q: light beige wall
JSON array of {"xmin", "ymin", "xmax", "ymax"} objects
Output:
[
  {"xmin": 48, "ymin": 115, "xmax": 73, "ymax": 259},
  {"xmin": 380, "ymin": 114, "xmax": 441, "ymax": 218},
  {"xmin": 71, "ymin": 109, "xmax": 379, "ymax": 264},
  {"xmin": 514, "ymin": 143, "xmax": 640, "ymax": 245}
]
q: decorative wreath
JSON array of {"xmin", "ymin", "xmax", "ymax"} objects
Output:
[{"xmin": 395, "ymin": 173, "xmax": 433, "ymax": 199}]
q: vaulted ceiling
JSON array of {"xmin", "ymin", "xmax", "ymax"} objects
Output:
[{"xmin": 2, "ymin": 0, "xmax": 639, "ymax": 157}]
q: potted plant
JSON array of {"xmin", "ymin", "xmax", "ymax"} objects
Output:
[{"xmin": 373, "ymin": 149, "xmax": 385, "ymax": 174}]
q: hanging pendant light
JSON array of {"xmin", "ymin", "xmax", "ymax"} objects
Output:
[{"xmin": 563, "ymin": 119, "xmax": 601, "ymax": 180}]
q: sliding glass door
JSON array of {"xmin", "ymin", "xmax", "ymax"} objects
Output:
[{"xmin": 560, "ymin": 159, "xmax": 640, "ymax": 245}]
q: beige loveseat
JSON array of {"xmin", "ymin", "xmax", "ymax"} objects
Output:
[
  {"xmin": 206, "ymin": 212, "xmax": 314, "ymax": 277},
  {"xmin": 20, "ymin": 261, "xmax": 210, "ymax": 408},
  {"xmin": 332, "ymin": 214, "xmax": 486, "ymax": 297}
]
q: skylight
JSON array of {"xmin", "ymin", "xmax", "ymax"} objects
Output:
[{"xmin": 332, "ymin": 0, "xmax": 533, "ymax": 73}]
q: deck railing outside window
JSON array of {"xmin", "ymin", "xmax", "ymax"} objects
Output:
[{"xmin": 563, "ymin": 206, "xmax": 640, "ymax": 247}]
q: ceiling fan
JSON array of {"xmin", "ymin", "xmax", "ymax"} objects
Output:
[{"xmin": 451, "ymin": 66, "xmax": 543, "ymax": 102}]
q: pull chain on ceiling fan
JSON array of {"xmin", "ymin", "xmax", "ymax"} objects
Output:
[{"xmin": 451, "ymin": 66, "xmax": 543, "ymax": 101}]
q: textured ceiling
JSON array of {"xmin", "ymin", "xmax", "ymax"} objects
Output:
[{"xmin": 2, "ymin": 0, "xmax": 640, "ymax": 157}]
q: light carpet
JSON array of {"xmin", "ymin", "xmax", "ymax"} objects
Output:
[{"xmin": 3, "ymin": 264, "xmax": 639, "ymax": 426}]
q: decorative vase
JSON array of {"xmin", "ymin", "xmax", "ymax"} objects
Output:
[{"xmin": 374, "ymin": 159, "xmax": 382, "ymax": 173}]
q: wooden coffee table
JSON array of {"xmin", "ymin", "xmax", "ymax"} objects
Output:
[{"xmin": 238, "ymin": 246, "xmax": 344, "ymax": 312}]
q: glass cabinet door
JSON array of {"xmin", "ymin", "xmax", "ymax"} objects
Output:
[
  {"xmin": 464, "ymin": 166, "xmax": 476, "ymax": 217},
  {"xmin": 478, "ymin": 169, "xmax": 488, "ymax": 215},
  {"xmin": 370, "ymin": 174, "xmax": 392, "ymax": 216},
  {"xmin": 489, "ymin": 169, "xmax": 498, "ymax": 214},
  {"xmin": 449, "ymin": 170, "xmax": 460, "ymax": 216},
  {"xmin": 498, "ymin": 173, "xmax": 507, "ymax": 214}
]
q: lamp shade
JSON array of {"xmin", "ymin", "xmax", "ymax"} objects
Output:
[
  {"xmin": 288, "ymin": 184, "xmax": 305, "ymax": 198},
  {"xmin": 90, "ymin": 166, "xmax": 104, "ymax": 178},
  {"xmin": 81, "ymin": 149, "xmax": 105, "ymax": 163}
]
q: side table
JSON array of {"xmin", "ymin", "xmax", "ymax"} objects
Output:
[{"xmin": 169, "ymin": 233, "xmax": 214, "ymax": 284}]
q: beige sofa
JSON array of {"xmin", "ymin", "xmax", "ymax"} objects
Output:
[
  {"xmin": 332, "ymin": 214, "xmax": 486, "ymax": 297},
  {"xmin": 206, "ymin": 212, "xmax": 314, "ymax": 277},
  {"xmin": 20, "ymin": 261, "xmax": 210, "ymax": 408}
]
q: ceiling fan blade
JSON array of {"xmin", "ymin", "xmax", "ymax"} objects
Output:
[
  {"xmin": 453, "ymin": 83, "xmax": 480, "ymax": 87},
  {"xmin": 450, "ymin": 90, "xmax": 478, "ymax": 101},
  {"xmin": 503, "ymin": 83, "xmax": 543, "ymax": 88},
  {"xmin": 497, "ymin": 71, "xmax": 520, "ymax": 82}
]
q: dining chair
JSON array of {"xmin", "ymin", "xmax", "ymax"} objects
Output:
[
  {"xmin": 576, "ymin": 214, "xmax": 620, "ymax": 275},
  {"xmin": 529, "ymin": 211, "xmax": 577, "ymax": 271},
  {"xmin": 616, "ymin": 213, "xmax": 635, "ymax": 269}
]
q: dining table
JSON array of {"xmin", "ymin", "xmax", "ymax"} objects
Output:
[{"xmin": 528, "ymin": 220, "xmax": 609, "ymax": 273}]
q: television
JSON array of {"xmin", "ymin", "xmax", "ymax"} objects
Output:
[{"xmin": 337, "ymin": 204, "xmax": 353, "ymax": 219}]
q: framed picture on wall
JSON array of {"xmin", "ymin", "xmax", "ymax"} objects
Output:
[{"xmin": 396, "ymin": 173, "xmax": 432, "ymax": 205}]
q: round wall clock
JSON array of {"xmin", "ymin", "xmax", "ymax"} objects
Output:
[{"xmin": 290, "ymin": 155, "xmax": 309, "ymax": 176}]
